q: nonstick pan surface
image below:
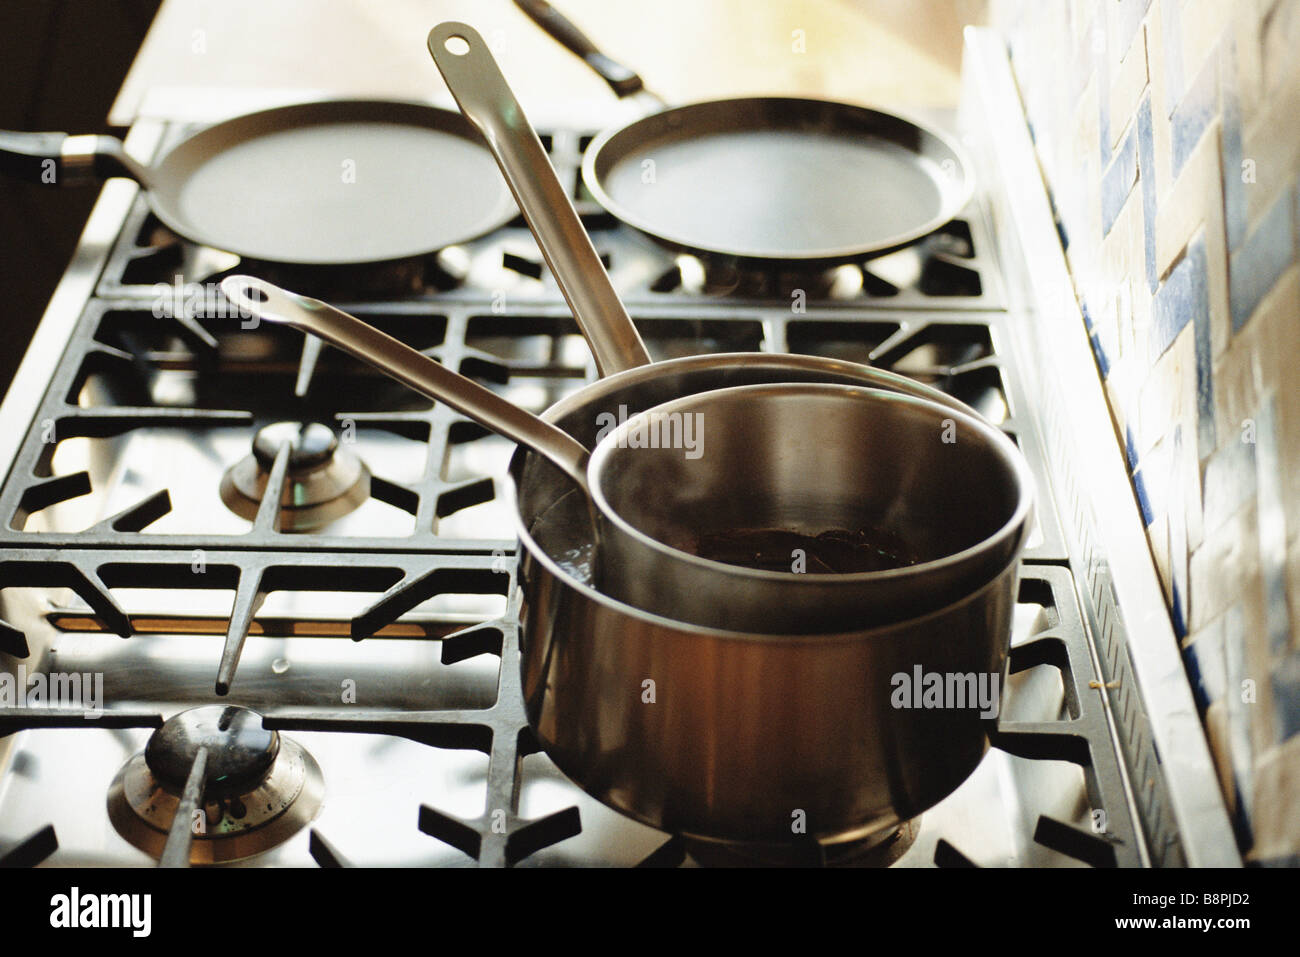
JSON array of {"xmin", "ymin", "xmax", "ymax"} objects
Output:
[
  {"xmin": 0, "ymin": 100, "xmax": 518, "ymax": 266},
  {"xmin": 583, "ymin": 96, "xmax": 973, "ymax": 263}
]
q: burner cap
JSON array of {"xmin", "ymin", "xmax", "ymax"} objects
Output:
[
  {"xmin": 220, "ymin": 420, "xmax": 370, "ymax": 531},
  {"xmin": 252, "ymin": 421, "xmax": 338, "ymax": 471},
  {"xmin": 145, "ymin": 706, "xmax": 279, "ymax": 799}
]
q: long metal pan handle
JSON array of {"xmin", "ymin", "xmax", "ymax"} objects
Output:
[
  {"xmin": 0, "ymin": 130, "xmax": 154, "ymax": 188},
  {"xmin": 428, "ymin": 22, "xmax": 651, "ymax": 378},
  {"xmin": 219, "ymin": 276, "xmax": 591, "ymax": 491},
  {"xmin": 511, "ymin": 0, "xmax": 648, "ymax": 100}
]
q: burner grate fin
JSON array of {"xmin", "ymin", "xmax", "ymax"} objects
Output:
[
  {"xmin": 859, "ymin": 267, "xmax": 902, "ymax": 297},
  {"xmin": 1008, "ymin": 634, "xmax": 1080, "ymax": 719},
  {"xmin": 0, "ymin": 824, "xmax": 58, "ymax": 868},
  {"xmin": 350, "ymin": 566, "xmax": 509, "ymax": 640},
  {"xmin": 158, "ymin": 745, "xmax": 207, "ymax": 868},
  {"xmin": 68, "ymin": 564, "xmax": 134, "ymax": 638},
  {"xmin": 1032, "ymin": 814, "xmax": 1119, "ymax": 868},
  {"xmin": 434, "ymin": 476, "xmax": 496, "ymax": 519},
  {"xmin": 0, "ymin": 618, "xmax": 29, "ymax": 658},
  {"xmin": 14, "ymin": 472, "xmax": 93, "ymax": 529},
  {"xmin": 0, "ymin": 707, "xmax": 163, "ymax": 737},
  {"xmin": 171, "ymin": 311, "xmax": 218, "ymax": 351},
  {"xmin": 636, "ymin": 836, "xmax": 687, "ymax": 868},
  {"xmin": 293, "ymin": 334, "xmax": 324, "ymax": 398},
  {"xmin": 418, "ymin": 804, "xmax": 482, "ymax": 862},
  {"xmin": 56, "ymin": 408, "xmax": 255, "ymax": 438},
  {"xmin": 933, "ymin": 838, "xmax": 979, "ymax": 867},
  {"xmin": 440, "ymin": 623, "xmax": 505, "ymax": 665},
  {"xmin": 367, "ymin": 475, "xmax": 420, "ymax": 516},
  {"xmin": 918, "ymin": 257, "xmax": 983, "ymax": 297},
  {"xmin": 251, "ymin": 441, "xmax": 291, "ymax": 533},
  {"xmin": 990, "ymin": 722, "xmax": 1092, "ymax": 765},
  {"xmin": 308, "ymin": 829, "xmax": 351, "ymax": 868},
  {"xmin": 865, "ymin": 324, "xmax": 923, "ymax": 366},
  {"xmin": 215, "ymin": 567, "xmax": 267, "ymax": 696},
  {"xmin": 504, "ymin": 805, "xmax": 582, "ymax": 866},
  {"xmin": 90, "ymin": 488, "xmax": 172, "ymax": 535},
  {"xmin": 457, "ymin": 351, "xmax": 513, "ymax": 385},
  {"xmin": 264, "ymin": 712, "xmax": 495, "ymax": 754}
]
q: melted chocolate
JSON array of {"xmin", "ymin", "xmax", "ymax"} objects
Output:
[{"xmin": 692, "ymin": 527, "xmax": 921, "ymax": 574}]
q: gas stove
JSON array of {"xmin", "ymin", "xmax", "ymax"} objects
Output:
[{"xmin": 0, "ymin": 32, "xmax": 1238, "ymax": 867}]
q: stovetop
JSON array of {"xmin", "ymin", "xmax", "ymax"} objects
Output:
[{"xmin": 0, "ymin": 81, "xmax": 1223, "ymax": 866}]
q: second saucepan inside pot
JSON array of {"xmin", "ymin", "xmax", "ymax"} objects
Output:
[{"xmin": 589, "ymin": 382, "xmax": 1033, "ymax": 633}]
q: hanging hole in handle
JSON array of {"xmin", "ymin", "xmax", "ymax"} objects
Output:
[
  {"xmin": 219, "ymin": 277, "xmax": 271, "ymax": 318},
  {"xmin": 444, "ymin": 35, "xmax": 471, "ymax": 56}
]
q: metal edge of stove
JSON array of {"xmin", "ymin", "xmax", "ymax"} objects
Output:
[
  {"xmin": 0, "ymin": 122, "xmax": 167, "ymax": 783},
  {"xmin": 958, "ymin": 27, "xmax": 1240, "ymax": 867}
]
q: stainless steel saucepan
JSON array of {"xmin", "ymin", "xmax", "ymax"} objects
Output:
[
  {"xmin": 222, "ymin": 270, "xmax": 1022, "ymax": 845},
  {"xmin": 223, "ymin": 276, "xmax": 1019, "ymax": 634}
]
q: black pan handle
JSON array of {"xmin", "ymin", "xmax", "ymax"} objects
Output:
[
  {"xmin": 0, "ymin": 131, "xmax": 152, "ymax": 188},
  {"xmin": 512, "ymin": 0, "xmax": 646, "ymax": 99}
]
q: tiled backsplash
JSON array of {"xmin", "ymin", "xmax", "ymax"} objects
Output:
[{"xmin": 990, "ymin": 0, "xmax": 1299, "ymax": 861}]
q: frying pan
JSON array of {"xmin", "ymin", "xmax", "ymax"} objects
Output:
[
  {"xmin": 0, "ymin": 100, "xmax": 517, "ymax": 266},
  {"xmin": 426, "ymin": 22, "xmax": 1030, "ymax": 632},
  {"xmin": 513, "ymin": 0, "xmax": 973, "ymax": 263}
]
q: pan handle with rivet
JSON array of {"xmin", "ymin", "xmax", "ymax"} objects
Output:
[
  {"xmin": 0, "ymin": 130, "xmax": 155, "ymax": 188},
  {"xmin": 511, "ymin": 0, "xmax": 660, "ymax": 103},
  {"xmin": 219, "ymin": 276, "xmax": 592, "ymax": 491},
  {"xmin": 428, "ymin": 21, "xmax": 652, "ymax": 378}
]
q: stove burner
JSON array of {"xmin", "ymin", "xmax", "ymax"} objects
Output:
[
  {"xmin": 107, "ymin": 706, "xmax": 324, "ymax": 864},
  {"xmin": 122, "ymin": 215, "xmax": 469, "ymax": 298},
  {"xmin": 682, "ymin": 818, "xmax": 919, "ymax": 867},
  {"xmin": 220, "ymin": 421, "xmax": 370, "ymax": 531}
]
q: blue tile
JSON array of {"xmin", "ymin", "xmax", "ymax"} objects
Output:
[
  {"xmin": 1090, "ymin": 331, "xmax": 1111, "ymax": 378},
  {"xmin": 1133, "ymin": 466, "xmax": 1155, "ymax": 525},
  {"xmin": 1151, "ymin": 233, "xmax": 1208, "ymax": 359},
  {"xmin": 1171, "ymin": 581, "xmax": 1188, "ymax": 639},
  {"xmin": 1229, "ymin": 184, "xmax": 1297, "ymax": 332},
  {"xmin": 1150, "ymin": 233, "xmax": 1216, "ymax": 455},
  {"xmin": 1270, "ymin": 652, "xmax": 1300, "ymax": 742},
  {"xmin": 1183, "ymin": 619, "xmax": 1227, "ymax": 709},
  {"xmin": 1229, "ymin": 780, "xmax": 1255, "ymax": 853},
  {"xmin": 1102, "ymin": 124, "xmax": 1139, "ymax": 235},
  {"xmin": 1137, "ymin": 95, "xmax": 1158, "ymax": 293},
  {"xmin": 1169, "ymin": 48, "xmax": 1218, "ymax": 179},
  {"xmin": 1169, "ymin": 428, "xmax": 1190, "ymax": 638},
  {"xmin": 1219, "ymin": 34, "xmax": 1247, "ymax": 252}
]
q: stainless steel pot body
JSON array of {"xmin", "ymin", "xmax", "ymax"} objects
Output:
[{"xmin": 509, "ymin": 353, "xmax": 1021, "ymax": 845}]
